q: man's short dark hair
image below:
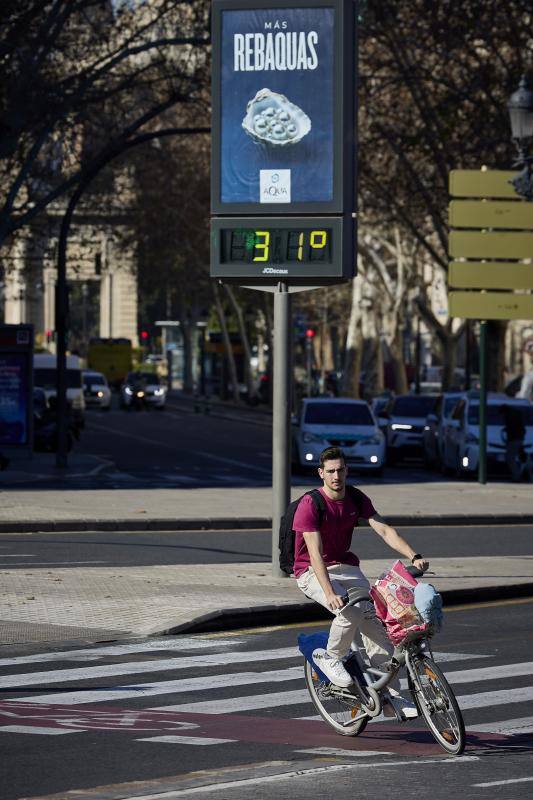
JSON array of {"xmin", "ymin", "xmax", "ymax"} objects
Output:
[{"xmin": 319, "ymin": 447, "xmax": 345, "ymax": 467}]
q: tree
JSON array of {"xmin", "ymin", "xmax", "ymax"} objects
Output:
[
  {"xmin": 0, "ymin": 0, "xmax": 210, "ymax": 249},
  {"xmin": 359, "ymin": 0, "xmax": 531, "ymax": 387}
]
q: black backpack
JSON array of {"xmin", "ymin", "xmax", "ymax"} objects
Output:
[{"xmin": 278, "ymin": 485, "xmax": 366, "ymax": 575}]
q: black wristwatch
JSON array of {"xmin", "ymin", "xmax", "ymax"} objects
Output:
[{"xmin": 411, "ymin": 553, "xmax": 423, "ymax": 564}]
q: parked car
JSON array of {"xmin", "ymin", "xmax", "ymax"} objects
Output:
[
  {"xmin": 422, "ymin": 392, "xmax": 464, "ymax": 468},
  {"xmin": 379, "ymin": 394, "xmax": 438, "ymax": 464},
  {"xmin": 120, "ymin": 371, "xmax": 166, "ymax": 409},
  {"xmin": 441, "ymin": 393, "xmax": 533, "ymax": 476},
  {"xmin": 82, "ymin": 370, "xmax": 112, "ymax": 410},
  {"xmin": 33, "ymin": 388, "xmax": 79, "ymax": 453},
  {"xmin": 33, "ymin": 352, "xmax": 85, "ymax": 429},
  {"xmin": 291, "ymin": 397, "xmax": 386, "ymax": 474}
]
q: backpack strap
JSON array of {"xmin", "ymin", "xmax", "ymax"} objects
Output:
[
  {"xmin": 345, "ymin": 485, "xmax": 367, "ymax": 516},
  {"xmin": 307, "ymin": 488, "xmax": 326, "ymax": 522}
]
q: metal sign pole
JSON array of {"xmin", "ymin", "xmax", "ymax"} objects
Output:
[
  {"xmin": 272, "ymin": 281, "xmax": 292, "ymax": 577},
  {"xmin": 478, "ymin": 320, "xmax": 488, "ymax": 484}
]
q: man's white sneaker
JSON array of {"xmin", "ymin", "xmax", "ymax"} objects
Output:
[
  {"xmin": 312, "ymin": 648, "xmax": 353, "ymax": 688},
  {"xmin": 383, "ymin": 693, "xmax": 418, "ymax": 720}
]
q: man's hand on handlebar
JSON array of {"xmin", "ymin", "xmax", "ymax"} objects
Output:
[{"xmin": 325, "ymin": 591, "xmax": 347, "ymax": 611}]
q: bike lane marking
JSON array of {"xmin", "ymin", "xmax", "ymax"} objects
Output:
[{"xmin": 0, "ymin": 701, "xmax": 509, "ymax": 755}]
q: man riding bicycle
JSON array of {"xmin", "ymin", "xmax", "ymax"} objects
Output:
[{"xmin": 293, "ymin": 446, "xmax": 429, "ymax": 719}]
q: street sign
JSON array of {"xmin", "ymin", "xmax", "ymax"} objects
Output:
[
  {"xmin": 449, "ymin": 230, "xmax": 533, "ymax": 260},
  {"xmin": 448, "ymin": 291, "xmax": 533, "ymax": 321},
  {"xmin": 449, "ymin": 200, "xmax": 533, "ymax": 230},
  {"xmin": 449, "ymin": 169, "xmax": 520, "ymax": 199},
  {"xmin": 449, "ymin": 261, "xmax": 533, "ymax": 290}
]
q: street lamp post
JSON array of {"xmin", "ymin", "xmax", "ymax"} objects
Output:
[{"xmin": 508, "ymin": 75, "xmax": 533, "ymax": 199}]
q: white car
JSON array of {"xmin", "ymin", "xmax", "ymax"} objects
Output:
[
  {"xmin": 292, "ymin": 397, "xmax": 386, "ymax": 474},
  {"xmin": 379, "ymin": 394, "xmax": 438, "ymax": 464},
  {"xmin": 120, "ymin": 371, "xmax": 167, "ymax": 409},
  {"xmin": 33, "ymin": 352, "xmax": 85, "ymax": 428},
  {"xmin": 441, "ymin": 393, "xmax": 533, "ymax": 476},
  {"xmin": 82, "ymin": 370, "xmax": 112, "ymax": 410}
]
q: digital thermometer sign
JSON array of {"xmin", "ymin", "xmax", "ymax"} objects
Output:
[{"xmin": 211, "ymin": 216, "xmax": 353, "ymax": 281}]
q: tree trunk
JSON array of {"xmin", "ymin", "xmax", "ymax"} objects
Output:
[
  {"xmin": 341, "ymin": 278, "xmax": 363, "ymax": 397},
  {"xmin": 212, "ymin": 282, "xmax": 241, "ymax": 404},
  {"xmin": 224, "ymin": 285, "xmax": 255, "ymax": 401},
  {"xmin": 389, "ymin": 329, "xmax": 408, "ymax": 394},
  {"xmin": 487, "ymin": 320, "xmax": 507, "ymax": 392}
]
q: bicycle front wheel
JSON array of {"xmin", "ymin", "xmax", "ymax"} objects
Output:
[
  {"xmin": 408, "ymin": 656, "xmax": 465, "ymax": 755},
  {"xmin": 303, "ymin": 659, "xmax": 369, "ymax": 736}
]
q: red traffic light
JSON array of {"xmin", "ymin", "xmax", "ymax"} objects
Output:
[
  {"xmin": 140, "ymin": 330, "xmax": 149, "ymax": 341},
  {"xmin": 305, "ymin": 328, "xmax": 315, "ymax": 339}
]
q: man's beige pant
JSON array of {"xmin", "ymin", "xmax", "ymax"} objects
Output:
[{"xmin": 297, "ymin": 563, "xmax": 399, "ymax": 690}]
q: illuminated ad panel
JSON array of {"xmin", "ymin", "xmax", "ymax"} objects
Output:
[{"xmin": 212, "ymin": 0, "xmax": 353, "ymax": 214}]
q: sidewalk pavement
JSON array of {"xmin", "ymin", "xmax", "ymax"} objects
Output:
[{"xmin": 0, "ymin": 479, "xmax": 532, "ymax": 646}]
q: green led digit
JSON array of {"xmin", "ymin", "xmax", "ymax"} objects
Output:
[{"xmin": 253, "ymin": 231, "xmax": 270, "ymax": 262}]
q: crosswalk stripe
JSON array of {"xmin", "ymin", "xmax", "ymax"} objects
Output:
[
  {"xmin": 0, "ymin": 647, "xmax": 299, "ymax": 688},
  {"xmin": 155, "ymin": 683, "xmax": 533, "ymax": 716},
  {"xmin": 8, "ymin": 657, "xmax": 507, "ymax": 708},
  {"xmin": 0, "ymin": 649, "xmax": 488, "ymax": 690},
  {"xmin": 0, "ymin": 638, "xmax": 245, "ymax": 667},
  {"xmin": 0, "ymin": 725, "xmax": 81, "ymax": 735},
  {"xmin": 467, "ymin": 716, "xmax": 533, "ymax": 735},
  {"xmin": 156, "ymin": 689, "xmax": 311, "ymax": 714},
  {"xmin": 10, "ymin": 667, "xmax": 303, "ymax": 706}
]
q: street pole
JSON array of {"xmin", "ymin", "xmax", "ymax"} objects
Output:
[
  {"xmin": 306, "ymin": 336, "xmax": 312, "ymax": 396},
  {"xmin": 478, "ymin": 320, "xmax": 488, "ymax": 484},
  {"xmin": 272, "ymin": 281, "xmax": 292, "ymax": 578},
  {"xmin": 415, "ymin": 316, "xmax": 421, "ymax": 394}
]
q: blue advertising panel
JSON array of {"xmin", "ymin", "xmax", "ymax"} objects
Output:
[
  {"xmin": 220, "ymin": 5, "xmax": 335, "ymax": 206},
  {"xmin": 0, "ymin": 353, "xmax": 29, "ymax": 446},
  {"xmin": 0, "ymin": 324, "xmax": 34, "ymax": 452}
]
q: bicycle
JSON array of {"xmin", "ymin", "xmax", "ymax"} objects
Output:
[{"xmin": 298, "ymin": 565, "xmax": 466, "ymax": 755}]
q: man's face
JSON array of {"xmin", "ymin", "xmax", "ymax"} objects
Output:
[{"xmin": 318, "ymin": 458, "xmax": 347, "ymax": 492}]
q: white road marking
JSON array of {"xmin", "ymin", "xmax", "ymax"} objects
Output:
[
  {"xmin": 0, "ymin": 637, "xmax": 244, "ymax": 667},
  {"xmin": 0, "ymin": 646, "xmax": 300, "ymax": 688},
  {"xmin": 296, "ymin": 748, "xmax": 393, "ymax": 757},
  {"xmin": 156, "ymin": 689, "xmax": 311, "ymax": 714},
  {"xmin": 157, "ymin": 682, "xmax": 533, "ymax": 716},
  {"xmin": 1, "ymin": 561, "xmax": 110, "ymax": 566},
  {"xmin": 473, "ymin": 777, "xmax": 533, "ymax": 788},
  {"xmin": 467, "ymin": 716, "xmax": 533, "ymax": 735},
  {"xmin": 0, "ymin": 554, "xmax": 36, "ymax": 558},
  {"xmin": 137, "ymin": 736, "xmax": 236, "ymax": 746},
  {"xmin": 0, "ymin": 725, "xmax": 81, "ymax": 735},
  {"xmin": 122, "ymin": 757, "xmax": 479, "ymax": 798},
  {"xmin": 13, "ymin": 667, "xmax": 303, "ymax": 705}
]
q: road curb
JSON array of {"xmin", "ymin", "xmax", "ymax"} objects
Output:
[
  {"xmin": 160, "ymin": 582, "xmax": 533, "ymax": 636},
  {"xmin": 1, "ymin": 514, "xmax": 533, "ymax": 533}
]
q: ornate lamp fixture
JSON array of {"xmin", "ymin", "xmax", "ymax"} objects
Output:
[{"xmin": 507, "ymin": 75, "xmax": 533, "ymax": 200}]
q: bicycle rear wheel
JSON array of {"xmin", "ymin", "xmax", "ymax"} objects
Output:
[
  {"xmin": 408, "ymin": 656, "xmax": 465, "ymax": 755},
  {"xmin": 303, "ymin": 659, "xmax": 369, "ymax": 736}
]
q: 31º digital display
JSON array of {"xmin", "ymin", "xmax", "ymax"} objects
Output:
[
  {"xmin": 211, "ymin": 216, "xmax": 353, "ymax": 282},
  {"xmin": 222, "ymin": 228, "xmax": 332, "ymax": 264}
]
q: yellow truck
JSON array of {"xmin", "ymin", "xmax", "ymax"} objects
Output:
[{"xmin": 87, "ymin": 338, "xmax": 132, "ymax": 389}]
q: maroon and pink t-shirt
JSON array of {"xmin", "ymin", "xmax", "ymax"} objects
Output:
[{"xmin": 292, "ymin": 488, "xmax": 377, "ymax": 577}]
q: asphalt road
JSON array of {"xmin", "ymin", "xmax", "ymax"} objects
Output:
[
  {"xmin": 1, "ymin": 599, "xmax": 532, "ymax": 800},
  {"xmin": 67, "ymin": 405, "xmax": 458, "ymax": 489},
  {"xmin": 0, "ymin": 524, "xmax": 532, "ymax": 568}
]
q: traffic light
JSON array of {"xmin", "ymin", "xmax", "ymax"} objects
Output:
[
  {"xmin": 305, "ymin": 328, "xmax": 315, "ymax": 339},
  {"xmin": 140, "ymin": 330, "xmax": 149, "ymax": 342}
]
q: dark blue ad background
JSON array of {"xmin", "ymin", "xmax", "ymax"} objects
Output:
[
  {"xmin": 0, "ymin": 353, "xmax": 28, "ymax": 445},
  {"xmin": 220, "ymin": 7, "xmax": 334, "ymax": 204}
]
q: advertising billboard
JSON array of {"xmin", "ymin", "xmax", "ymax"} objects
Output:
[
  {"xmin": 0, "ymin": 325, "xmax": 34, "ymax": 451},
  {"xmin": 212, "ymin": 0, "xmax": 355, "ymax": 215}
]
